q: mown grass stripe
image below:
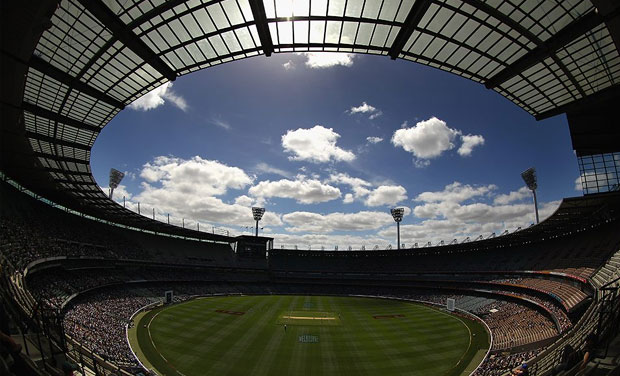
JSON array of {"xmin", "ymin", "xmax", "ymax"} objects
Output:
[{"xmin": 132, "ymin": 295, "xmax": 489, "ymax": 376}]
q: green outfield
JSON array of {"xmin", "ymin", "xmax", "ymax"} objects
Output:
[{"xmin": 130, "ymin": 295, "xmax": 489, "ymax": 376}]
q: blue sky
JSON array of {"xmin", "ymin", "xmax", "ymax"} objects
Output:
[{"xmin": 92, "ymin": 52, "xmax": 580, "ymax": 249}]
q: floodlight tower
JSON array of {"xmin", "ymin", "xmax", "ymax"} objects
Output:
[
  {"xmin": 521, "ymin": 167, "xmax": 539, "ymax": 224},
  {"xmin": 252, "ymin": 207, "xmax": 265, "ymax": 237},
  {"xmin": 390, "ymin": 208, "xmax": 405, "ymax": 250},
  {"xmin": 108, "ymin": 168, "xmax": 125, "ymax": 200}
]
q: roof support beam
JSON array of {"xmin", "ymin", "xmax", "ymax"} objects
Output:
[
  {"xmin": 22, "ymin": 102, "xmax": 101, "ymax": 133},
  {"xmin": 34, "ymin": 152, "xmax": 89, "ymax": 165},
  {"xmin": 25, "ymin": 131, "xmax": 91, "ymax": 151},
  {"xmin": 29, "ymin": 56, "xmax": 125, "ymax": 109},
  {"xmin": 248, "ymin": 0, "xmax": 274, "ymax": 56},
  {"xmin": 485, "ymin": 10, "xmax": 603, "ymax": 89},
  {"xmin": 79, "ymin": 196, "xmax": 111, "ymax": 202},
  {"xmin": 54, "ymin": 179, "xmax": 99, "ymax": 186},
  {"xmin": 76, "ymin": 0, "xmax": 177, "ymax": 82},
  {"xmin": 69, "ymin": 188, "xmax": 104, "ymax": 195},
  {"xmin": 458, "ymin": 0, "xmax": 584, "ymax": 98},
  {"xmin": 43, "ymin": 167, "xmax": 92, "ymax": 176},
  {"xmin": 388, "ymin": 0, "xmax": 433, "ymax": 59},
  {"xmin": 535, "ymin": 83, "xmax": 620, "ymax": 120}
]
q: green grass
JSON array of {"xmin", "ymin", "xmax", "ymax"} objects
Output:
[{"xmin": 131, "ymin": 295, "xmax": 489, "ymax": 376}]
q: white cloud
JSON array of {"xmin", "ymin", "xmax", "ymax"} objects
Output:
[
  {"xmin": 494, "ymin": 187, "xmax": 530, "ymax": 205},
  {"xmin": 575, "ymin": 171, "xmax": 618, "ymax": 192},
  {"xmin": 414, "ymin": 159, "xmax": 431, "ymax": 168},
  {"xmin": 270, "ymin": 232, "xmax": 391, "ymax": 250},
  {"xmin": 392, "ymin": 117, "xmax": 459, "ymax": 159},
  {"xmin": 415, "ymin": 182, "xmax": 497, "ymax": 203},
  {"xmin": 350, "ymin": 102, "xmax": 377, "ymax": 114},
  {"xmin": 282, "ymin": 211, "xmax": 394, "ymax": 233},
  {"xmin": 254, "ymin": 162, "xmax": 293, "ymax": 178},
  {"xmin": 400, "ymin": 181, "xmax": 562, "ymax": 244},
  {"xmin": 369, "ymin": 111, "xmax": 383, "ymax": 120},
  {"xmin": 99, "ymin": 184, "xmax": 132, "ymax": 202},
  {"xmin": 349, "ymin": 102, "xmax": 382, "ymax": 120},
  {"xmin": 282, "ymin": 60, "xmax": 295, "ymax": 70},
  {"xmin": 365, "ymin": 185, "xmax": 407, "ymax": 206},
  {"xmin": 328, "ymin": 173, "xmax": 372, "ymax": 191},
  {"xmin": 343, "ymin": 193, "xmax": 354, "ymax": 203},
  {"xmin": 129, "ymin": 82, "xmax": 188, "ymax": 111},
  {"xmin": 121, "ymin": 156, "xmax": 286, "ymax": 228},
  {"xmin": 281, "ymin": 125, "xmax": 355, "ymax": 163},
  {"xmin": 458, "ymin": 134, "xmax": 485, "ymax": 156},
  {"xmin": 380, "ymin": 200, "xmax": 561, "ymax": 246},
  {"xmin": 139, "ymin": 156, "xmax": 252, "ymax": 197},
  {"xmin": 574, "ymin": 175, "xmax": 582, "ymax": 191},
  {"xmin": 234, "ymin": 195, "xmax": 254, "ymax": 207},
  {"xmin": 299, "ymin": 52, "xmax": 355, "ymax": 68},
  {"xmin": 328, "ymin": 173, "xmax": 406, "ymax": 207},
  {"xmin": 328, "ymin": 172, "xmax": 372, "ymax": 199},
  {"xmin": 366, "ymin": 136, "xmax": 383, "ymax": 144},
  {"xmin": 211, "ymin": 118, "xmax": 231, "ymax": 130},
  {"xmin": 164, "ymin": 90, "xmax": 188, "ymax": 112},
  {"xmin": 248, "ymin": 176, "xmax": 341, "ymax": 204}
]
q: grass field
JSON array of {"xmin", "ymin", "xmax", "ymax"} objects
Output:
[{"xmin": 130, "ymin": 295, "xmax": 489, "ymax": 376}]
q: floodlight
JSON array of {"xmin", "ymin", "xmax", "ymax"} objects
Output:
[
  {"xmin": 521, "ymin": 167, "xmax": 540, "ymax": 224},
  {"xmin": 252, "ymin": 207, "xmax": 265, "ymax": 221},
  {"xmin": 108, "ymin": 168, "xmax": 125, "ymax": 199},
  {"xmin": 251, "ymin": 207, "xmax": 265, "ymax": 236},
  {"xmin": 390, "ymin": 208, "xmax": 405, "ymax": 222},
  {"xmin": 390, "ymin": 208, "xmax": 405, "ymax": 250},
  {"xmin": 521, "ymin": 168, "xmax": 537, "ymax": 190}
]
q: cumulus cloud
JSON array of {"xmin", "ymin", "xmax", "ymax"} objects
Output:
[
  {"xmin": 366, "ymin": 136, "xmax": 383, "ymax": 144},
  {"xmin": 349, "ymin": 102, "xmax": 382, "ymax": 120},
  {"xmin": 123, "ymin": 156, "xmax": 286, "ymax": 228},
  {"xmin": 378, "ymin": 199, "xmax": 561, "ymax": 247},
  {"xmin": 328, "ymin": 172, "xmax": 371, "ymax": 200},
  {"xmin": 399, "ymin": 181, "xmax": 562, "ymax": 245},
  {"xmin": 458, "ymin": 134, "xmax": 485, "ymax": 156},
  {"xmin": 282, "ymin": 211, "xmax": 394, "ymax": 233},
  {"xmin": 494, "ymin": 187, "xmax": 531, "ymax": 205},
  {"xmin": 281, "ymin": 125, "xmax": 355, "ymax": 163},
  {"xmin": 234, "ymin": 195, "xmax": 254, "ymax": 206},
  {"xmin": 415, "ymin": 182, "xmax": 497, "ymax": 203},
  {"xmin": 328, "ymin": 172, "xmax": 406, "ymax": 207},
  {"xmin": 365, "ymin": 185, "xmax": 408, "ymax": 206},
  {"xmin": 249, "ymin": 176, "xmax": 341, "ymax": 204},
  {"xmin": 392, "ymin": 117, "xmax": 459, "ymax": 159},
  {"xmin": 139, "ymin": 156, "xmax": 252, "ymax": 196},
  {"xmin": 350, "ymin": 102, "xmax": 376, "ymax": 114},
  {"xmin": 343, "ymin": 193, "xmax": 354, "ymax": 204},
  {"xmin": 270, "ymin": 232, "xmax": 391, "ymax": 250},
  {"xmin": 283, "ymin": 60, "xmax": 295, "ymax": 70},
  {"xmin": 129, "ymin": 82, "xmax": 188, "ymax": 111},
  {"xmin": 298, "ymin": 52, "xmax": 355, "ymax": 68},
  {"xmin": 392, "ymin": 117, "xmax": 485, "ymax": 164}
]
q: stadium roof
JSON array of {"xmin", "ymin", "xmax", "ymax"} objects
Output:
[{"xmin": 1, "ymin": 0, "xmax": 619, "ymax": 240}]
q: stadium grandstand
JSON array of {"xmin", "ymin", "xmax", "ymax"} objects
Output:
[{"xmin": 1, "ymin": 0, "xmax": 620, "ymax": 376}]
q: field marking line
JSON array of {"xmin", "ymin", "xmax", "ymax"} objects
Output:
[
  {"xmin": 432, "ymin": 308, "xmax": 473, "ymax": 376},
  {"xmin": 146, "ymin": 306, "xmax": 188, "ymax": 376}
]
